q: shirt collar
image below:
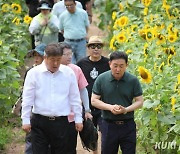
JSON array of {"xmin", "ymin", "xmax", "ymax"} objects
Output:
[
  {"xmin": 39, "ymin": 61, "xmax": 62, "ymax": 73},
  {"xmin": 109, "ymin": 71, "xmax": 127, "ymax": 82}
]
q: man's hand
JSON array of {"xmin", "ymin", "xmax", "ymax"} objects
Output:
[
  {"xmin": 111, "ymin": 105, "xmax": 127, "ymax": 115},
  {"xmin": 85, "ymin": 112, "xmax": 93, "ymax": 120},
  {"xmin": 75, "ymin": 123, "xmax": 83, "ymax": 132},
  {"xmin": 22, "ymin": 124, "xmax": 31, "ymax": 133}
]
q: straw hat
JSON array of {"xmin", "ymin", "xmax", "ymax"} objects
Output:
[{"xmin": 87, "ymin": 36, "xmax": 104, "ymax": 46}]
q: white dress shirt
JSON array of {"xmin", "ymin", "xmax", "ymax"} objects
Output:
[{"xmin": 21, "ymin": 62, "xmax": 82, "ymax": 125}]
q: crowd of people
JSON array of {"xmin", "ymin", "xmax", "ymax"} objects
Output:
[{"xmin": 16, "ymin": 0, "xmax": 144, "ymax": 154}]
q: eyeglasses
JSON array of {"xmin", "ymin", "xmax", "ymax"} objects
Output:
[
  {"xmin": 89, "ymin": 44, "xmax": 103, "ymax": 49},
  {"xmin": 63, "ymin": 53, "xmax": 73, "ymax": 56},
  {"xmin": 65, "ymin": 4, "xmax": 74, "ymax": 8}
]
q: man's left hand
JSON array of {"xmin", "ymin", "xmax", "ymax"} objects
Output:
[{"xmin": 75, "ymin": 123, "xmax": 83, "ymax": 132}]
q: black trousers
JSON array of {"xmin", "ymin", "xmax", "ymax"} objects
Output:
[
  {"xmin": 67, "ymin": 122, "xmax": 78, "ymax": 154},
  {"xmin": 101, "ymin": 119, "xmax": 136, "ymax": 154},
  {"xmin": 31, "ymin": 114, "xmax": 69, "ymax": 154}
]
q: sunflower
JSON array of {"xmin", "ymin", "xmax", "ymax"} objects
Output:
[
  {"xmin": 2, "ymin": 4, "xmax": 10, "ymax": 12},
  {"xmin": 112, "ymin": 11, "xmax": 117, "ymax": 20},
  {"xmin": 131, "ymin": 24, "xmax": 138, "ymax": 32},
  {"xmin": 178, "ymin": 73, "xmax": 180, "ymax": 85},
  {"xmin": 170, "ymin": 47, "xmax": 176, "ymax": 55},
  {"xmin": 113, "ymin": 20, "xmax": 118, "ymax": 30},
  {"xmin": 119, "ymin": 3, "xmax": 124, "ymax": 12},
  {"xmin": 155, "ymin": 23, "xmax": 165, "ymax": 31},
  {"xmin": 142, "ymin": 0, "xmax": 152, "ymax": 7},
  {"xmin": 145, "ymin": 28, "xmax": 155, "ymax": 41},
  {"xmin": 164, "ymin": 47, "xmax": 176, "ymax": 56},
  {"xmin": 138, "ymin": 66, "xmax": 152, "ymax": 84},
  {"xmin": 167, "ymin": 23, "xmax": 173, "ymax": 32},
  {"xmin": 171, "ymin": 97, "xmax": 176, "ymax": 113},
  {"xmin": 143, "ymin": 43, "xmax": 149, "ymax": 57},
  {"xmin": 109, "ymin": 36, "xmax": 116, "ymax": 50},
  {"xmin": 24, "ymin": 15, "xmax": 32, "ymax": 24},
  {"xmin": 139, "ymin": 29, "xmax": 146, "ymax": 40},
  {"xmin": 158, "ymin": 62, "xmax": 165, "ymax": 72},
  {"xmin": 144, "ymin": 7, "xmax": 148, "ymax": 16},
  {"xmin": 156, "ymin": 33, "xmax": 166, "ymax": 45},
  {"xmin": 11, "ymin": 3, "xmax": 22, "ymax": 14},
  {"xmin": 116, "ymin": 32, "xmax": 127, "ymax": 43},
  {"xmin": 168, "ymin": 34, "xmax": 178, "ymax": 43},
  {"xmin": 167, "ymin": 55, "xmax": 172, "ymax": 66},
  {"xmin": 12, "ymin": 17, "xmax": 20, "ymax": 26},
  {"xmin": 117, "ymin": 16, "xmax": 129, "ymax": 27}
]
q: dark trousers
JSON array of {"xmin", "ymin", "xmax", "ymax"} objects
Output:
[
  {"xmin": 58, "ymin": 33, "xmax": 64, "ymax": 42},
  {"xmin": 101, "ymin": 119, "xmax": 136, "ymax": 154},
  {"xmin": 31, "ymin": 114, "xmax": 69, "ymax": 154},
  {"xmin": 67, "ymin": 122, "xmax": 78, "ymax": 154},
  {"xmin": 25, "ymin": 132, "xmax": 32, "ymax": 154},
  {"xmin": 92, "ymin": 113, "xmax": 102, "ymax": 132},
  {"xmin": 31, "ymin": 35, "xmax": 35, "ymax": 49}
]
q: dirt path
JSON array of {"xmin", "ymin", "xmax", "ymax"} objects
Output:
[
  {"xmin": 3, "ymin": 14, "xmax": 104, "ymax": 154},
  {"xmin": 3, "ymin": 128, "xmax": 101, "ymax": 154}
]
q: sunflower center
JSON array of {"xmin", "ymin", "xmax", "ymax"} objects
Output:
[
  {"xmin": 14, "ymin": 6, "xmax": 19, "ymax": 10},
  {"xmin": 120, "ymin": 36, "xmax": 124, "ymax": 40},
  {"xmin": 140, "ymin": 71, "xmax": 148, "ymax": 79},
  {"xmin": 170, "ymin": 36, "xmax": 174, "ymax": 41},
  {"xmin": 121, "ymin": 19, "xmax": 125, "ymax": 25},
  {"xmin": 170, "ymin": 49, "xmax": 175, "ymax": 55},
  {"xmin": 147, "ymin": 32, "xmax": 152, "ymax": 39}
]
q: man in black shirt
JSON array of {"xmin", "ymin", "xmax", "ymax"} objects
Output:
[{"xmin": 77, "ymin": 36, "xmax": 110, "ymax": 153}]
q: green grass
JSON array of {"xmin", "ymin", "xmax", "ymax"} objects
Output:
[{"xmin": 0, "ymin": 127, "xmax": 11, "ymax": 150}]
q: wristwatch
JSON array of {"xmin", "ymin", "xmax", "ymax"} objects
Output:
[{"xmin": 85, "ymin": 109, "xmax": 91, "ymax": 113}]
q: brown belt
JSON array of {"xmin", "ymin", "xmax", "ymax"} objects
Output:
[{"xmin": 105, "ymin": 119, "xmax": 133, "ymax": 125}]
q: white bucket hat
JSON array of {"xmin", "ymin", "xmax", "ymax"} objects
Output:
[{"xmin": 38, "ymin": 3, "xmax": 51, "ymax": 10}]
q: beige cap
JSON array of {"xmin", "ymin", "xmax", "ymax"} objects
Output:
[{"xmin": 87, "ymin": 36, "xmax": 104, "ymax": 46}]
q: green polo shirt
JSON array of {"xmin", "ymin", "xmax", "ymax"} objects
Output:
[{"xmin": 92, "ymin": 70, "xmax": 143, "ymax": 121}]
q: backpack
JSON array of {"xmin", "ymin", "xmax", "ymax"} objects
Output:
[{"xmin": 79, "ymin": 118, "xmax": 98, "ymax": 151}]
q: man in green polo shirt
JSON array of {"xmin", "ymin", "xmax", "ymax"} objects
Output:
[{"xmin": 91, "ymin": 51, "xmax": 144, "ymax": 154}]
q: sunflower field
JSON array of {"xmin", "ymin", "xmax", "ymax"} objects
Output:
[
  {"xmin": 0, "ymin": 0, "xmax": 30, "ymax": 127},
  {"xmin": 97, "ymin": 0, "xmax": 180, "ymax": 153}
]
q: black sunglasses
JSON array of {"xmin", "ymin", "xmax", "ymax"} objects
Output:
[{"xmin": 89, "ymin": 44, "xmax": 103, "ymax": 49}]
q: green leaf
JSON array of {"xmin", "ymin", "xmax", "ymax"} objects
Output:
[
  {"xmin": 157, "ymin": 114, "xmax": 176, "ymax": 124},
  {"xmin": 143, "ymin": 99, "xmax": 160, "ymax": 109},
  {"xmin": 168, "ymin": 123, "xmax": 180, "ymax": 134}
]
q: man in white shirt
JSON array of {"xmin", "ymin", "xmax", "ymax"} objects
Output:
[
  {"xmin": 21, "ymin": 43, "xmax": 83, "ymax": 154},
  {"xmin": 52, "ymin": 0, "xmax": 83, "ymax": 42},
  {"xmin": 52, "ymin": 0, "xmax": 82, "ymax": 19}
]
